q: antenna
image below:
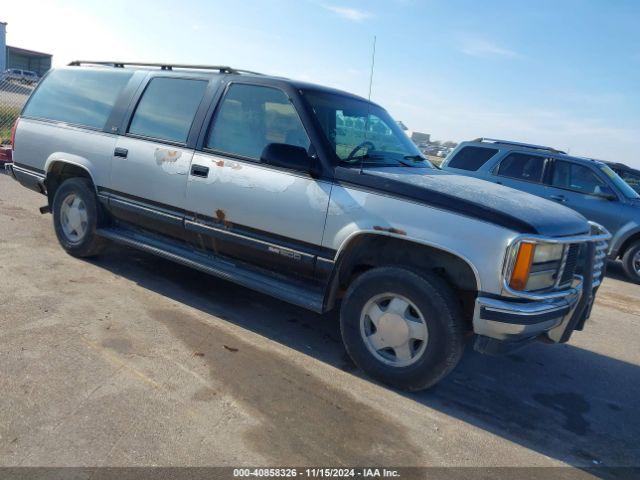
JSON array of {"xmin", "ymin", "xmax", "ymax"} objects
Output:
[
  {"xmin": 361, "ymin": 35, "xmax": 377, "ymax": 175},
  {"xmin": 368, "ymin": 35, "xmax": 377, "ymax": 101}
]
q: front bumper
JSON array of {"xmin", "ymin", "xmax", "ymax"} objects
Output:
[
  {"xmin": 473, "ymin": 223, "xmax": 611, "ymax": 355},
  {"xmin": 473, "ymin": 284, "xmax": 582, "ymax": 354}
]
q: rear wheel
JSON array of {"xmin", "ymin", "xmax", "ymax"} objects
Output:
[
  {"xmin": 52, "ymin": 177, "xmax": 105, "ymax": 258},
  {"xmin": 621, "ymin": 241, "xmax": 640, "ymax": 284},
  {"xmin": 340, "ymin": 267, "xmax": 466, "ymax": 391}
]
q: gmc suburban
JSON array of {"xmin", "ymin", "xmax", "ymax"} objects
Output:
[{"xmin": 5, "ymin": 61, "xmax": 610, "ymax": 390}]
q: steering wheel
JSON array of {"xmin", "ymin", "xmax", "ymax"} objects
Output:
[{"xmin": 346, "ymin": 141, "xmax": 376, "ymax": 162}]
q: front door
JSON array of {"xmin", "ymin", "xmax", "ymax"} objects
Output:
[
  {"xmin": 492, "ymin": 151, "xmax": 553, "ymax": 198},
  {"xmin": 546, "ymin": 160, "xmax": 625, "ymax": 235},
  {"xmin": 185, "ymin": 83, "xmax": 331, "ymax": 279}
]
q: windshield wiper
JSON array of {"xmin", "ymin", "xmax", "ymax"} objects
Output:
[{"xmin": 403, "ymin": 155, "xmax": 427, "ymax": 162}]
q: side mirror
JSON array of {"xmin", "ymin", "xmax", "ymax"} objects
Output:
[
  {"xmin": 260, "ymin": 143, "xmax": 311, "ymax": 172},
  {"xmin": 595, "ymin": 186, "xmax": 617, "ymax": 201}
]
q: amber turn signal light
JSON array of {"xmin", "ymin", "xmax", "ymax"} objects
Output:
[{"xmin": 509, "ymin": 242, "xmax": 536, "ymax": 291}]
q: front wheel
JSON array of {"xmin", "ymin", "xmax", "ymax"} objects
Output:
[
  {"xmin": 340, "ymin": 267, "xmax": 466, "ymax": 391},
  {"xmin": 52, "ymin": 177, "xmax": 105, "ymax": 258},
  {"xmin": 621, "ymin": 241, "xmax": 640, "ymax": 284}
]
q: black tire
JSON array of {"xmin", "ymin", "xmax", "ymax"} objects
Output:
[
  {"xmin": 340, "ymin": 267, "xmax": 466, "ymax": 391},
  {"xmin": 52, "ymin": 177, "xmax": 105, "ymax": 258},
  {"xmin": 621, "ymin": 241, "xmax": 640, "ymax": 284}
]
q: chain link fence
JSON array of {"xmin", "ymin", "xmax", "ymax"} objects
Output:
[{"xmin": 0, "ymin": 77, "xmax": 36, "ymax": 145}]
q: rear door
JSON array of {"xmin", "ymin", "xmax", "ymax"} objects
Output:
[
  {"xmin": 491, "ymin": 151, "xmax": 554, "ymax": 198},
  {"xmin": 185, "ymin": 82, "xmax": 331, "ymax": 279},
  {"xmin": 108, "ymin": 76, "xmax": 209, "ymax": 231}
]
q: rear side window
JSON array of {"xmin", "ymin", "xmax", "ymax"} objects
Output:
[
  {"xmin": 447, "ymin": 146, "xmax": 498, "ymax": 171},
  {"xmin": 206, "ymin": 83, "xmax": 310, "ymax": 161},
  {"xmin": 497, "ymin": 153, "xmax": 546, "ymax": 183},
  {"xmin": 22, "ymin": 69, "xmax": 133, "ymax": 129},
  {"xmin": 551, "ymin": 161, "xmax": 606, "ymax": 195},
  {"xmin": 128, "ymin": 77, "xmax": 208, "ymax": 143}
]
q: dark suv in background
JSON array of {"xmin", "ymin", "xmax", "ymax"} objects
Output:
[{"xmin": 442, "ymin": 138, "xmax": 640, "ymax": 283}]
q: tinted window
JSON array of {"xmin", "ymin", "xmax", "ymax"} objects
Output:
[
  {"xmin": 207, "ymin": 84, "xmax": 310, "ymax": 161},
  {"xmin": 129, "ymin": 77, "xmax": 207, "ymax": 143},
  {"xmin": 448, "ymin": 146, "xmax": 498, "ymax": 171},
  {"xmin": 22, "ymin": 68, "xmax": 133, "ymax": 129},
  {"xmin": 552, "ymin": 161, "xmax": 607, "ymax": 195},
  {"xmin": 497, "ymin": 153, "xmax": 546, "ymax": 182}
]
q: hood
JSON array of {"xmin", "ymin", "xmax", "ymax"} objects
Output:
[{"xmin": 362, "ymin": 167, "xmax": 590, "ymax": 236}]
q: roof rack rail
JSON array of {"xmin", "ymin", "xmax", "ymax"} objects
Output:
[
  {"xmin": 472, "ymin": 137, "xmax": 566, "ymax": 154},
  {"xmin": 68, "ymin": 61, "xmax": 264, "ymax": 75}
]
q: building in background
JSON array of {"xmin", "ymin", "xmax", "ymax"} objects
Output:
[
  {"xmin": 6, "ymin": 46, "xmax": 52, "ymax": 76},
  {"xmin": 0, "ymin": 22, "xmax": 6, "ymax": 72},
  {"xmin": 0, "ymin": 21, "xmax": 52, "ymax": 76},
  {"xmin": 410, "ymin": 131, "xmax": 431, "ymax": 145}
]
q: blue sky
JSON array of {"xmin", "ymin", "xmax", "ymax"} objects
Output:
[{"xmin": 4, "ymin": 0, "xmax": 640, "ymax": 166}]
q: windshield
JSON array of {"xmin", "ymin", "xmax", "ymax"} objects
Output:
[
  {"xmin": 303, "ymin": 90, "xmax": 432, "ymax": 168},
  {"xmin": 600, "ymin": 165, "xmax": 640, "ymax": 199}
]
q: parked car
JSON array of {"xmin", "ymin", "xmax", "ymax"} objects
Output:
[
  {"xmin": 6, "ymin": 63, "xmax": 609, "ymax": 390},
  {"xmin": 441, "ymin": 138, "xmax": 640, "ymax": 283},
  {"xmin": 605, "ymin": 161, "xmax": 640, "ymax": 195},
  {"xmin": 1, "ymin": 68, "xmax": 39, "ymax": 84}
]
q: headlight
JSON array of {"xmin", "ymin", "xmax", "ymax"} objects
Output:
[{"xmin": 508, "ymin": 241, "xmax": 565, "ymax": 291}]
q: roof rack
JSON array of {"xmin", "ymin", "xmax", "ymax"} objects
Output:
[
  {"xmin": 68, "ymin": 61, "xmax": 264, "ymax": 76},
  {"xmin": 472, "ymin": 137, "xmax": 566, "ymax": 154}
]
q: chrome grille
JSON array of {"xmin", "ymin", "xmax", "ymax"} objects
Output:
[
  {"xmin": 559, "ymin": 243, "xmax": 580, "ymax": 286},
  {"xmin": 592, "ymin": 238, "xmax": 608, "ymax": 288}
]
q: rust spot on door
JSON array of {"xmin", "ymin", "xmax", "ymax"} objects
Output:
[
  {"xmin": 215, "ymin": 209, "xmax": 232, "ymax": 228},
  {"xmin": 215, "ymin": 160, "xmax": 225, "ymax": 167}
]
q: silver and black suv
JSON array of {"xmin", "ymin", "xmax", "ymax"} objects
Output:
[
  {"xmin": 6, "ymin": 62, "xmax": 610, "ymax": 390},
  {"xmin": 442, "ymin": 138, "xmax": 640, "ymax": 283}
]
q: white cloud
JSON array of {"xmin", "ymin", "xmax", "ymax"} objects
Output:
[
  {"xmin": 322, "ymin": 5, "xmax": 372, "ymax": 22},
  {"xmin": 457, "ymin": 35, "xmax": 520, "ymax": 59}
]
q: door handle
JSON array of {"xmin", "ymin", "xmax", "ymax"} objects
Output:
[
  {"xmin": 114, "ymin": 147, "xmax": 128, "ymax": 158},
  {"xmin": 549, "ymin": 194, "xmax": 566, "ymax": 203},
  {"xmin": 191, "ymin": 164, "xmax": 209, "ymax": 178}
]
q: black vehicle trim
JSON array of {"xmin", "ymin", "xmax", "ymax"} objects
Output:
[
  {"xmin": 97, "ymin": 187, "xmax": 336, "ymax": 260},
  {"xmin": 13, "ymin": 162, "xmax": 46, "ymax": 175},
  {"xmin": 333, "ymin": 167, "xmax": 540, "ymax": 234}
]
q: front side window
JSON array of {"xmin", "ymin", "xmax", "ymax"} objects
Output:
[
  {"xmin": 128, "ymin": 77, "xmax": 208, "ymax": 143},
  {"xmin": 22, "ymin": 68, "xmax": 133, "ymax": 129},
  {"xmin": 448, "ymin": 146, "xmax": 498, "ymax": 171},
  {"xmin": 207, "ymin": 84, "xmax": 310, "ymax": 161},
  {"xmin": 303, "ymin": 90, "xmax": 432, "ymax": 168},
  {"xmin": 497, "ymin": 153, "xmax": 546, "ymax": 183},
  {"xmin": 551, "ymin": 161, "xmax": 609, "ymax": 195}
]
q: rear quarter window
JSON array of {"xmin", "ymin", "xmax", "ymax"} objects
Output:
[
  {"xmin": 22, "ymin": 69, "xmax": 133, "ymax": 129},
  {"xmin": 447, "ymin": 146, "xmax": 498, "ymax": 171}
]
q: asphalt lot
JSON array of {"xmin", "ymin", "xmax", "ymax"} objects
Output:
[{"xmin": 1, "ymin": 172, "xmax": 639, "ymax": 473}]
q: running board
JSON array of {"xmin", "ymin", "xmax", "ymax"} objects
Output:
[{"xmin": 96, "ymin": 226, "xmax": 325, "ymax": 312}]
